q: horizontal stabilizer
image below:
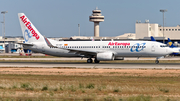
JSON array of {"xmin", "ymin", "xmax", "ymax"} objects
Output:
[{"xmin": 17, "ymin": 43, "xmax": 33, "ymax": 46}]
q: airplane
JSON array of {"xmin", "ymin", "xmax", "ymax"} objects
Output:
[
  {"xmin": 167, "ymin": 38, "xmax": 180, "ymax": 55},
  {"xmin": 18, "ymin": 13, "xmax": 174, "ymax": 64},
  {"xmin": 150, "ymin": 36, "xmax": 180, "ymax": 55}
]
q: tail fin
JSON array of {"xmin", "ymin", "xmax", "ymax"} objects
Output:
[
  {"xmin": 150, "ymin": 36, "xmax": 156, "ymax": 41},
  {"xmin": 167, "ymin": 38, "xmax": 176, "ymax": 48},
  {"xmin": 18, "ymin": 13, "xmax": 44, "ymax": 43}
]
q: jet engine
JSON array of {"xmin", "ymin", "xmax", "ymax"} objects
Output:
[{"xmin": 96, "ymin": 52, "xmax": 115, "ymax": 61}]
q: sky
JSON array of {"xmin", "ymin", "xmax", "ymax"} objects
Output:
[{"xmin": 0, "ymin": 0, "xmax": 180, "ymax": 37}]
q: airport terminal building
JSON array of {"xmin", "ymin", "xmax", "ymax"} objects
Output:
[{"xmin": 136, "ymin": 20, "xmax": 180, "ymax": 40}]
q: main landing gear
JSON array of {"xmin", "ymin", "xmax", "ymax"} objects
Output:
[
  {"xmin": 155, "ymin": 56, "xmax": 164, "ymax": 64},
  {"xmin": 87, "ymin": 58, "xmax": 100, "ymax": 63},
  {"xmin": 87, "ymin": 58, "xmax": 93, "ymax": 63},
  {"xmin": 94, "ymin": 58, "xmax": 100, "ymax": 63},
  {"xmin": 155, "ymin": 60, "xmax": 159, "ymax": 64}
]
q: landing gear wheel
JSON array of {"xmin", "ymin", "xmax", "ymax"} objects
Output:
[
  {"xmin": 94, "ymin": 58, "xmax": 100, "ymax": 63},
  {"xmin": 155, "ymin": 60, "xmax": 159, "ymax": 64},
  {"xmin": 87, "ymin": 58, "xmax": 93, "ymax": 63}
]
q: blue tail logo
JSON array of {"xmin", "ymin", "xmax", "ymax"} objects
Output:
[
  {"xmin": 167, "ymin": 38, "xmax": 176, "ymax": 48},
  {"xmin": 150, "ymin": 36, "xmax": 156, "ymax": 41},
  {"xmin": 24, "ymin": 29, "xmax": 32, "ymax": 42}
]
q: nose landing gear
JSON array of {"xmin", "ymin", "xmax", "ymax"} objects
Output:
[
  {"xmin": 155, "ymin": 60, "xmax": 159, "ymax": 64},
  {"xmin": 155, "ymin": 56, "xmax": 164, "ymax": 64}
]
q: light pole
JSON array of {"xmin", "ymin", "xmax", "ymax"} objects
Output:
[
  {"xmin": 1, "ymin": 22, "xmax": 3, "ymax": 38},
  {"xmin": 1, "ymin": 11, "xmax": 8, "ymax": 53},
  {"xmin": 78, "ymin": 24, "xmax": 80, "ymax": 36},
  {"xmin": 160, "ymin": 9, "xmax": 167, "ymax": 44}
]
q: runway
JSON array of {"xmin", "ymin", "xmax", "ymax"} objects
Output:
[
  {"xmin": 0, "ymin": 62, "xmax": 180, "ymax": 69},
  {"xmin": 0, "ymin": 56, "xmax": 179, "ymax": 69}
]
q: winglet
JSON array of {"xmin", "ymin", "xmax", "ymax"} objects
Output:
[
  {"xmin": 44, "ymin": 36, "xmax": 57, "ymax": 48},
  {"xmin": 150, "ymin": 36, "xmax": 156, "ymax": 41}
]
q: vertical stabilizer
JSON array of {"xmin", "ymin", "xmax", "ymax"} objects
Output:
[
  {"xmin": 150, "ymin": 36, "xmax": 156, "ymax": 41},
  {"xmin": 18, "ymin": 13, "xmax": 44, "ymax": 43},
  {"xmin": 167, "ymin": 38, "xmax": 176, "ymax": 48}
]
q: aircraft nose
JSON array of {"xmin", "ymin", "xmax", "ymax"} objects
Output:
[{"xmin": 167, "ymin": 48, "xmax": 174, "ymax": 54}]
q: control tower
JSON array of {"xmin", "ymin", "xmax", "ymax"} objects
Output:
[{"xmin": 89, "ymin": 7, "xmax": 104, "ymax": 37}]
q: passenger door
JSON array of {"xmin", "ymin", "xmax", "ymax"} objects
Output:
[{"xmin": 151, "ymin": 44, "xmax": 155, "ymax": 52}]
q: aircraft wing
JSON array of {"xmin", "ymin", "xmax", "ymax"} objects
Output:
[
  {"xmin": 44, "ymin": 36, "xmax": 98, "ymax": 56},
  {"xmin": 66, "ymin": 48, "xmax": 97, "ymax": 56}
]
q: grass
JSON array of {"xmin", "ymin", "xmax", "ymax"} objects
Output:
[{"xmin": 0, "ymin": 73, "xmax": 179, "ymax": 100}]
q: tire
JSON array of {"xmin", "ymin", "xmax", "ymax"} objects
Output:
[
  {"xmin": 155, "ymin": 60, "xmax": 159, "ymax": 64},
  {"xmin": 94, "ymin": 58, "xmax": 100, "ymax": 63},
  {"xmin": 87, "ymin": 58, "xmax": 93, "ymax": 63}
]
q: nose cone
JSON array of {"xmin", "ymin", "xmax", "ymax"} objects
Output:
[{"xmin": 167, "ymin": 48, "xmax": 174, "ymax": 54}]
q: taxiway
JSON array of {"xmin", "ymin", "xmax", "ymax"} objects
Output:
[{"xmin": 0, "ymin": 62, "xmax": 179, "ymax": 69}]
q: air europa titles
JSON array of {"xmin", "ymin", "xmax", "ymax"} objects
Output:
[
  {"xmin": 108, "ymin": 42, "xmax": 130, "ymax": 46},
  {"xmin": 20, "ymin": 15, "xmax": 40, "ymax": 40}
]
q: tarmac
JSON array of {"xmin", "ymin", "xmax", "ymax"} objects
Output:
[
  {"xmin": 0, "ymin": 53, "xmax": 179, "ymax": 69},
  {"xmin": 0, "ymin": 62, "xmax": 179, "ymax": 69}
]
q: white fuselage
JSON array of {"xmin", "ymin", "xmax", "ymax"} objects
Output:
[{"xmin": 24, "ymin": 39, "xmax": 173, "ymax": 58}]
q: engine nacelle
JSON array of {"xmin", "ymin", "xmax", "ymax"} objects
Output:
[{"xmin": 97, "ymin": 52, "xmax": 114, "ymax": 61}]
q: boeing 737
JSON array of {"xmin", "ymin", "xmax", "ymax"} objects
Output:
[{"xmin": 18, "ymin": 13, "xmax": 174, "ymax": 64}]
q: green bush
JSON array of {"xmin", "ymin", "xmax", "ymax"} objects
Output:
[
  {"xmin": 0, "ymin": 86, "xmax": 4, "ymax": 89},
  {"xmin": 21, "ymin": 83, "xmax": 29, "ymax": 88},
  {"xmin": 159, "ymin": 88, "xmax": 169, "ymax": 93},
  {"xmin": 12, "ymin": 85, "xmax": 17, "ymax": 89},
  {"xmin": 113, "ymin": 89, "xmax": 119, "ymax": 92},
  {"xmin": 86, "ymin": 83, "xmax": 95, "ymax": 89},
  {"xmin": 42, "ymin": 86, "xmax": 48, "ymax": 91},
  {"xmin": 59, "ymin": 86, "xmax": 63, "ymax": 91}
]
